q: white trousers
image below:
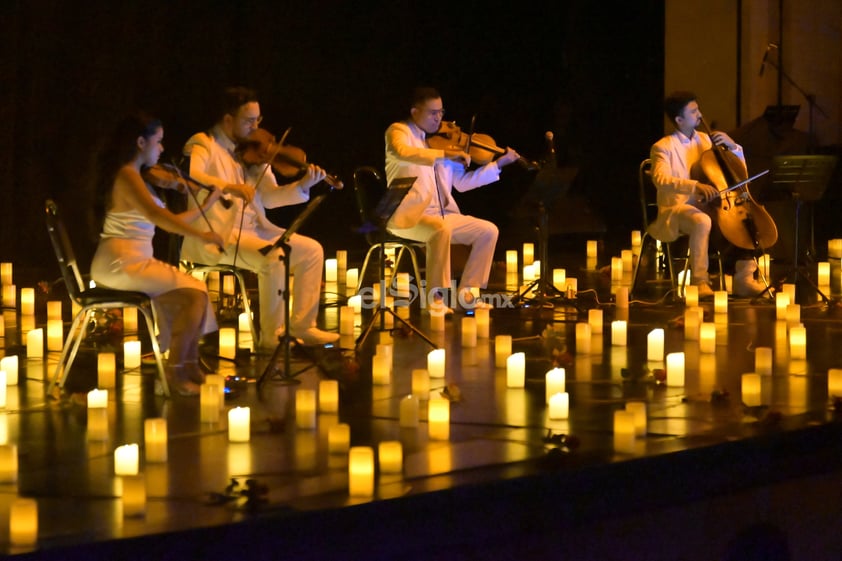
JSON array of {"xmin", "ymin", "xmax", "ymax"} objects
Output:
[
  {"xmin": 389, "ymin": 213, "xmax": 498, "ymax": 293},
  {"xmin": 216, "ymin": 229, "xmax": 323, "ymax": 344},
  {"xmin": 672, "ymin": 204, "xmax": 712, "ymax": 282}
]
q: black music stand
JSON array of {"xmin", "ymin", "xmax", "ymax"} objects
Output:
[
  {"xmin": 257, "ymin": 193, "xmax": 328, "ymax": 389},
  {"xmin": 355, "ymin": 177, "xmax": 437, "ymax": 353},
  {"xmin": 766, "ymin": 155, "xmax": 838, "ymax": 303}
]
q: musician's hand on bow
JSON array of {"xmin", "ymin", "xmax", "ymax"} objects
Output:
[
  {"xmin": 444, "ymin": 148, "xmax": 471, "ymax": 167},
  {"xmin": 695, "ymin": 182, "xmax": 719, "ymax": 203},
  {"xmin": 222, "ymin": 183, "xmax": 255, "ymax": 204},
  {"xmin": 200, "ymin": 231, "xmax": 226, "ymax": 254},
  {"xmin": 298, "ymin": 164, "xmax": 328, "ymax": 191}
]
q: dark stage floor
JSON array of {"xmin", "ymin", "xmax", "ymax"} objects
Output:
[{"xmin": 2, "ymin": 241, "xmax": 842, "ymax": 561}]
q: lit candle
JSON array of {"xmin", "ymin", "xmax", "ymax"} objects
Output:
[
  {"xmin": 219, "ymin": 327, "xmax": 236, "ymax": 360},
  {"xmin": 348, "ymin": 446, "xmax": 375, "ymax": 497},
  {"xmin": 427, "ymin": 348, "xmax": 445, "ymax": 379},
  {"xmin": 0, "ymin": 370, "xmax": 6, "ymax": 408},
  {"xmin": 205, "ymin": 374, "xmax": 226, "ymax": 409},
  {"xmin": 625, "ymin": 401, "xmax": 647, "ymax": 436},
  {"xmin": 631, "ymin": 230, "xmax": 642, "ymax": 249},
  {"xmin": 522, "ymin": 264, "xmax": 535, "ymax": 282},
  {"xmin": 615, "ymin": 286, "xmax": 629, "ymax": 309},
  {"xmin": 114, "ymin": 443, "xmax": 139, "ymax": 475},
  {"xmin": 121, "ymin": 474, "xmax": 146, "ymax": 518},
  {"xmin": 684, "ymin": 307, "xmax": 700, "ymax": 340},
  {"xmin": 336, "ymin": 250, "xmax": 347, "ymax": 279},
  {"xmin": 588, "ymin": 309, "xmax": 603, "ymax": 333},
  {"xmin": 410, "ymin": 368, "xmax": 430, "ymax": 398},
  {"xmin": 47, "ymin": 319, "xmax": 63, "ymax": 352},
  {"xmin": 474, "ymin": 307, "xmax": 490, "ymax": 339},
  {"xmin": 372, "ymin": 353, "xmax": 392, "ymax": 385},
  {"xmin": 506, "ymin": 352, "xmax": 525, "ymax": 388},
  {"xmin": 428, "ymin": 397, "xmax": 450, "ymax": 440},
  {"xmin": 611, "ymin": 257, "xmax": 623, "ymax": 281},
  {"xmin": 2, "ymin": 284, "xmax": 15, "ymax": 308},
  {"xmin": 395, "ymin": 272, "xmax": 410, "ymax": 298},
  {"xmin": 124, "ymin": 340, "xmax": 141, "ymax": 370},
  {"xmin": 348, "ymin": 294, "xmax": 362, "ymax": 314},
  {"xmin": 575, "ymin": 322, "xmax": 591, "ymax": 355},
  {"xmin": 522, "ymin": 243, "xmax": 534, "ymax": 266},
  {"xmin": 548, "ymin": 392, "xmax": 569, "ymax": 419},
  {"xmin": 613, "ymin": 410, "xmax": 636, "ymax": 454},
  {"xmin": 20, "ymin": 288, "xmax": 34, "ymax": 316},
  {"xmin": 789, "ymin": 325, "xmax": 807, "ymax": 360},
  {"xmin": 506, "ymin": 250, "xmax": 518, "ymax": 275},
  {"xmin": 200, "ymin": 383, "xmax": 220, "ymax": 423},
  {"xmin": 461, "ymin": 317, "xmax": 477, "ymax": 347},
  {"xmin": 123, "ymin": 307, "xmax": 138, "ymax": 332},
  {"xmin": 786, "ymin": 304, "xmax": 801, "ymax": 327},
  {"xmin": 345, "ymin": 268, "xmax": 359, "ymax": 292},
  {"xmin": 565, "ymin": 277, "xmax": 578, "ymax": 297},
  {"xmin": 1, "ymin": 356, "xmax": 18, "ymax": 386},
  {"xmin": 339, "ymin": 305, "xmax": 355, "ymax": 335},
  {"xmin": 611, "ymin": 320, "xmax": 627, "ymax": 346},
  {"xmin": 699, "ymin": 322, "xmax": 716, "ymax": 353},
  {"xmin": 495, "ymin": 335, "xmax": 512, "ymax": 368},
  {"xmin": 545, "ymin": 368, "xmax": 566, "ymax": 403},
  {"xmin": 829, "ymin": 239, "xmax": 842, "ymax": 259},
  {"xmin": 87, "ymin": 388, "xmax": 108, "ymax": 408},
  {"xmin": 399, "ymin": 394, "xmax": 419, "ymax": 427},
  {"xmin": 621, "ymin": 249, "xmax": 633, "ymax": 271},
  {"xmin": 818, "ymin": 262, "xmax": 830, "ymax": 286},
  {"xmin": 828, "ymin": 368, "xmax": 842, "ymax": 398},
  {"xmin": 378, "ymin": 440, "xmax": 403, "ymax": 474},
  {"xmin": 755, "ymin": 347, "xmax": 773, "ymax": 376},
  {"xmin": 9, "ymin": 498, "xmax": 38, "ymax": 547},
  {"xmin": 782, "ymin": 283, "xmax": 796, "ymax": 302},
  {"xmin": 666, "ymin": 352, "xmax": 685, "ymax": 386},
  {"xmin": 328, "ymin": 423, "xmax": 350, "ymax": 454},
  {"xmin": 775, "ymin": 292, "xmax": 790, "ymax": 320},
  {"xmin": 429, "ymin": 307, "xmax": 445, "ymax": 332},
  {"xmin": 46, "ymin": 300, "xmax": 62, "ymax": 320},
  {"xmin": 714, "ymin": 291, "xmax": 728, "ymax": 314},
  {"xmin": 228, "ymin": 407, "xmax": 250, "ymax": 442},
  {"xmin": 647, "ymin": 328, "xmax": 664, "ymax": 362},
  {"xmin": 26, "ymin": 328, "xmax": 43, "ymax": 358},
  {"xmin": 144, "ymin": 418, "xmax": 168, "ymax": 463},
  {"xmin": 0, "ymin": 444, "xmax": 18, "ymax": 483},
  {"xmin": 319, "ymin": 379, "xmax": 339, "ymax": 413},
  {"xmin": 0, "ymin": 262, "xmax": 12, "ymax": 285},
  {"xmin": 586, "ymin": 240, "xmax": 598, "ymax": 259},
  {"xmin": 98, "ymin": 352, "xmax": 116, "ymax": 389},
  {"xmin": 742, "ymin": 373, "xmax": 762, "ymax": 406},
  {"xmin": 238, "ymin": 312, "xmax": 253, "ymax": 351},
  {"xmin": 222, "ymin": 275, "xmax": 234, "ymax": 296},
  {"xmin": 684, "ymin": 285, "xmax": 698, "ymax": 307},
  {"xmin": 294, "ymin": 389, "xmax": 317, "ymax": 429}
]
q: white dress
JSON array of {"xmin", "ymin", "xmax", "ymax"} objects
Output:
[{"xmin": 90, "ymin": 195, "xmax": 217, "ymax": 351}]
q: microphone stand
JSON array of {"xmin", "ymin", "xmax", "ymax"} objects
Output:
[{"xmin": 763, "ymin": 59, "xmax": 828, "ymax": 153}]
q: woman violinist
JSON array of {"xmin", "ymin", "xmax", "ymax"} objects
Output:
[
  {"xmin": 90, "ymin": 112, "xmax": 224, "ymax": 396},
  {"xmin": 648, "ymin": 91, "xmax": 767, "ymax": 298}
]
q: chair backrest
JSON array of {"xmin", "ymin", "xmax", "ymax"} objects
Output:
[
  {"xmin": 353, "ymin": 166, "xmax": 387, "ymax": 245},
  {"xmin": 45, "ymin": 199, "xmax": 86, "ymax": 303},
  {"xmin": 638, "ymin": 158, "xmax": 657, "ymax": 231}
]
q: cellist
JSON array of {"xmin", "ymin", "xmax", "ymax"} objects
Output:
[{"xmin": 649, "ymin": 91, "xmax": 766, "ymax": 298}]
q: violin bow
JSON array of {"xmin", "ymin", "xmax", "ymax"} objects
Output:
[{"xmin": 170, "ymin": 159, "xmax": 226, "ymax": 255}]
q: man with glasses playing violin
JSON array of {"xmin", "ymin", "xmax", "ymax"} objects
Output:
[
  {"xmin": 180, "ymin": 86, "xmax": 339, "ymax": 348},
  {"xmin": 385, "ymin": 86, "xmax": 520, "ymax": 315}
]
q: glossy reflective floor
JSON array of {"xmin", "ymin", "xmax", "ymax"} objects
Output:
[{"xmin": 2, "ymin": 242, "xmax": 842, "ymax": 560}]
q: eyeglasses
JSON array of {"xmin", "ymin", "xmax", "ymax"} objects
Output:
[
  {"xmin": 240, "ymin": 115, "xmax": 263, "ymax": 126},
  {"xmin": 426, "ymin": 108, "xmax": 445, "ymax": 118}
]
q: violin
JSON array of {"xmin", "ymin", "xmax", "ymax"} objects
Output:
[
  {"xmin": 142, "ymin": 163, "xmax": 232, "ymax": 208},
  {"xmin": 426, "ymin": 120, "xmax": 540, "ymax": 171},
  {"xmin": 691, "ymin": 118, "xmax": 777, "ymax": 251},
  {"xmin": 236, "ymin": 128, "xmax": 344, "ymax": 190}
]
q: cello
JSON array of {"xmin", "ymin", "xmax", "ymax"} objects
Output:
[{"xmin": 692, "ymin": 118, "xmax": 778, "ymax": 251}]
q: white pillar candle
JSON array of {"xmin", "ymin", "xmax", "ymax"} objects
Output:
[
  {"xmin": 46, "ymin": 300, "xmax": 62, "ymax": 320},
  {"xmin": 144, "ymin": 418, "xmax": 168, "ymax": 463},
  {"xmin": 0, "ymin": 370, "xmax": 6, "ymax": 408},
  {"xmin": 684, "ymin": 284, "xmax": 698, "ymax": 307},
  {"xmin": 714, "ymin": 291, "xmax": 728, "ymax": 314},
  {"xmin": 552, "ymin": 268, "xmax": 566, "ymax": 288},
  {"xmin": 548, "ymin": 392, "xmax": 569, "ymax": 419},
  {"xmin": 47, "ymin": 319, "xmax": 63, "ymax": 352},
  {"xmin": 20, "ymin": 288, "xmax": 34, "ymax": 316},
  {"xmin": 828, "ymin": 368, "xmax": 842, "ymax": 398},
  {"xmin": 219, "ymin": 327, "xmax": 236, "ymax": 360},
  {"xmin": 545, "ymin": 368, "xmax": 566, "ymax": 403},
  {"xmin": 461, "ymin": 317, "xmax": 477, "ymax": 348},
  {"xmin": 699, "ymin": 323, "xmax": 716, "ymax": 353},
  {"xmin": 21, "ymin": 315, "xmax": 35, "ymax": 335},
  {"xmin": 522, "ymin": 264, "xmax": 535, "ymax": 282},
  {"xmin": 348, "ymin": 294, "xmax": 362, "ymax": 314},
  {"xmin": 399, "ymin": 394, "xmax": 419, "ymax": 427},
  {"xmin": 427, "ymin": 397, "xmax": 450, "ymax": 440},
  {"xmin": 345, "ymin": 268, "xmax": 359, "ymax": 293},
  {"xmin": 506, "ymin": 250, "xmax": 518, "ymax": 274},
  {"xmin": 775, "ymin": 292, "xmax": 791, "ymax": 320},
  {"xmin": 0, "ymin": 262, "xmax": 12, "ymax": 285},
  {"xmin": 1, "ymin": 356, "xmax": 18, "ymax": 386},
  {"xmin": 295, "ymin": 389, "xmax": 317, "ymax": 429},
  {"xmin": 755, "ymin": 347, "xmax": 773, "ymax": 376},
  {"xmin": 427, "ymin": 348, "xmax": 446, "ymax": 378},
  {"xmin": 325, "ymin": 258, "xmax": 337, "ymax": 283},
  {"xmin": 114, "ymin": 443, "xmax": 139, "ymax": 476},
  {"xmin": 0, "ymin": 444, "xmax": 18, "ymax": 483},
  {"xmin": 666, "ymin": 352, "xmax": 685, "ymax": 386},
  {"xmin": 318, "ymin": 379, "xmax": 339, "ymax": 413},
  {"xmin": 98, "ymin": 352, "xmax": 116, "ymax": 389},
  {"xmin": 122, "ymin": 307, "xmax": 137, "ymax": 332},
  {"xmin": 200, "ymin": 383, "xmax": 221, "ymax": 423},
  {"xmin": 506, "ymin": 352, "xmax": 525, "ymax": 388},
  {"xmin": 87, "ymin": 388, "xmax": 108, "ymax": 408},
  {"xmin": 782, "ymin": 283, "xmax": 796, "ymax": 302},
  {"xmin": 615, "ymin": 286, "xmax": 629, "ymax": 309},
  {"xmin": 818, "ymin": 262, "xmax": 830, "ymax": 286},
  {"xmin": 495, "ymin": 335, "xmax": 512, "ymax": 368},
  {"xmin": 328, "ymin": 423, "xmax": 350, "ymax": 454},
  {"xmin": 684, "ymin": 308, "xmax": 700, "ymax": 341},
  {"xmin": 378, "ymin": 440, "xmax": 403, "ymax": 474},
  {"xmin": 205, "ymin": 374, "xmax": 226, "ymax": 409},
  {"xmin": 625, "ymin": 401, "xmax": 647, "ymax": 436},
  {"xmin": 586, "ymin": 240, "xmax": 598, "ymax": 258},
  {"xmin": 522, "ymin": 243, "xmax": 534, "ymax": 266},
  {"xmin": 631, "ymin": 230, "xmax": 642, "ymax": 249},
  {"xmin": 9, "ymin": 498, "xmax": 38, "ymax": 547},
  {"xmin": 789, "ymin": 325, "xmax": 807, "ymax": 360},
  {"xmin": 121, "ymin": 340, "xmax": 140, "ymax": 370},
  {"xmin": 588, "ymin": 309, "xmax": 603, "ymax": 333},
  {"xmin": 2, "ymin": 284, "xmax": 15, "ymax": 308},
  {"xmin": 611, "ymin": 257, "xmax": 623, "ymax": 281},
  {"xmin": 395, "ymin": 272, "xmax": 410, "ymax": 298},
  {"xmin": 647, "ymin": 328, "xmax": 664, "ymax": 362},
  {"xmin": 611, "ymin": 320, "xmax": 627, "ymax": 346},
  {"xmin": 222, "ymin": 274, "xmax": 234, "ymax": 296},
  {"xmin": 372, "ymin": 353, "xmax": 392, "ymax": 385},
  {"xmin": 474, "ymin": 307, "xmax": 490, "ymax": 339},
  {"xmin": 786, "ymin": 304, "xmax": 801, "ymax": 327},
  {"xmin": 121, "ymin": 474, "xmax": 146, "ymax": 518},
  {"xmin": 742, "ymin": 373, "xmax": 762, "ymax": 406},
  {"xmin": 348, "ymin": 446, "xmax": 375, "ymax": 497},
  {"xmin": 429, "ymin": 308, "xmax": 445, "ymax": 332},
  {"xmin": 238, "ymin": 312, "xmax": 253, "ymax": 351},
  {"xmin": 575, "ymin": 322, "xmax": 591, "ymax": 355},
  {"xmin": 336, "ymin": 250, "xmax": 347, "ymax": 278},
  {"xmin": 621, "ymin": 249, "xmax": 633, "ymax": 271},
  {"xmin": 613, "ymin": 410, "xmax": 636, "ymax": 454},
  {"xmin": 26, "ymin": 328, "xmax": 43, "ymax": 358},
  {"xmin": 829, "ymin": 239, "xmax": 842, "ymax": 259},
  {"xmin": 228, "ymin": 407, "xmax": 250, "ymax": 442},
  {"xmin": 339, "ymin": 305, "xmax": 355, "ymax": 335},
  {"xmin": 411, "ymin": 369, "xmax": 430, "ymax": 398}
]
